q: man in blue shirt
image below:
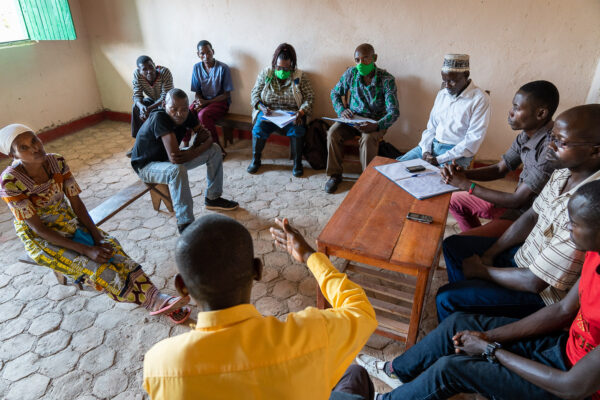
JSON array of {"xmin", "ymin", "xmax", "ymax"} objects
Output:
[{"xmin": 188, "ymin": 40, "xmax": 234, "ymax": 157}]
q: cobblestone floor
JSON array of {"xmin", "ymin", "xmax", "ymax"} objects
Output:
[{"xmin": 0, "ymin": 121, "xmax": 516, "ymax": 399}]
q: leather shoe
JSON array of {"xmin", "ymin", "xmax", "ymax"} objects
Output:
[{"xmin": 324, "ymin": 175, "xmax": 342, "ymax": 194}]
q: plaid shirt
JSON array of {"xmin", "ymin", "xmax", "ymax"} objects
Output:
[
  {"xmin": 331, "ymin": 66, "xmax": 399, "ymax": 131},
  {"xmin": 132, "ymin": 66, "xmax": 174, "ymax": 103},
  {"xmin": 514, "ymin": 168, "xmax": 600, "ymax": 305},
  {"xmin": 250, "ymin": 67, "xmax": 314, "ymax": 114}
]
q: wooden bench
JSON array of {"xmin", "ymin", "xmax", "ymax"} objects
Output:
[
  {"xmin": 215, "ymin": 113, "xmax": 253, "ymax": 147},
  {"xmin": 18, "ymin": 181, "xmax": 173, "ymax": 287}
]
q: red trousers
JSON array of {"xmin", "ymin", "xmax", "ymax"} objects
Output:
[{"xmin": 187, "ymin": 100, "xmax": 229, "ymax": 144}]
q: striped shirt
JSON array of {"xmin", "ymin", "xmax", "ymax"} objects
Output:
[
  {"xmin": 514, "ymin": 168, "xmax": 600, "ymax": 305},
  {"xmin": 132, "ymin": 66, "xmax": 174, "ymax": 103}
]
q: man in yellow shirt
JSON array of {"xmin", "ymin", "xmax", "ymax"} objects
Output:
[{"xmin": 143, "ymin": 215, "xmax": 378, "ymax": 399}]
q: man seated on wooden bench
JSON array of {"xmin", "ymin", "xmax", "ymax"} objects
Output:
[
  {"xmin": 397, "ymin": 54, "xmax": 490, "ymax": 169},
  {"xmin": 443, "ymin": 80, "xmax": 559, "ymax": 238},
  {"xmin": 143, "ymin": 215, "xmax": 378, "ymax": 399},
  {"xmin": 436, "ymin": 104, "xmax": 600, "ymax": 321},
  {"xmin": 325, "ymin": 43, "xmax": 400, "ymax": 194},
  {"xmin": 131, "ymin": 88, "xmax": 238, "ymax": 234},
  {"xmin": 128, "ymin": 55, "xmax": 174, "ymax": 157},
  {"xmin": 356, "ymin": 180, "xmax": 600, "ymax": 400}
]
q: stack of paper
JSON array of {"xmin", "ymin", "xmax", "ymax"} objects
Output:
[
  {"xmin": 261, "ymin": 110, "xmax": 297, "ymax": 128},
  {"xmin": 323, "ymin": 116, "xmax": 377, "ymax": 125},
  {"xmin": 375, "ymin": 159, "xmax": 459, "ymax": 200}
]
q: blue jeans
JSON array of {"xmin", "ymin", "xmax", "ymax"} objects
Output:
[
  {"xmin": 136, "ymin": 143, "xmax": 223, "ymax": 225},
  {"xmin": 383, "ymin": 312, "xmax": 568, "ymax": 400},
  {"xmin": 436, "ymin": 235, "xmax": 545, "ymax": 321},
  {"xmin": 252, "ymin": 111, "xmax": 306, "ymax": 139},
  {"xmin": 398, "ymin": 139, "xmax": 472, "ymax": 169}
]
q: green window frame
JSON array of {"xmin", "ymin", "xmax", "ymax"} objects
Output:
[{"xmin": 17, "ymin": 0, "xmax": 76, "ymax": 41}]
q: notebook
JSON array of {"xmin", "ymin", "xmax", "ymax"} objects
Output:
[{"xmin": 375, "ymin": 159, "xmax": 459, "ymax": 200}]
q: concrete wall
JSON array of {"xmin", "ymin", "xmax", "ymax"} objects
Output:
[
  {"xmin": 81, "ymin": 0, "xmax": 600, "ymax": 160},
  {"xmin": 0, "ymin": 0, "xmax": 102, "ymax": 132}
]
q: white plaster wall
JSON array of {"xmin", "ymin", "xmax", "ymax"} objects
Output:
[
  {"xmin": 0, "ymin": 0, "xmax": 103, "ymax": 132},
  {"xmin": 81, "ymin": 0, "xmax": 600, "ymax": 160}
]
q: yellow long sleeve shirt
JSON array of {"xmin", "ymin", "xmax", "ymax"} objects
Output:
[{"xmin": 143, "ymin": 252, "xmax": 377, "ymax": 400}]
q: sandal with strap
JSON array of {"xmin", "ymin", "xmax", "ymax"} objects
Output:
[
  {"xmin": 149, "ymin": 295, "xmax": 190, "ymax": 316},
  {"xmin": 167, "ymin": 306, "xmax": 191, "ymax": 324}
]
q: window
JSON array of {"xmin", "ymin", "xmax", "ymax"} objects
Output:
[{"xmin": 0, "ymin": 0, "xmax": 76, "ymax": 45}]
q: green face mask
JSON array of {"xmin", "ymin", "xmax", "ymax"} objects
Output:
[
  {"xmin": 356, "ymin": 62, "xmax": 375, "ymax": 76},
  {"xmin": 274, "ymin": 69, "xmax": 291, "ymax": 80}
]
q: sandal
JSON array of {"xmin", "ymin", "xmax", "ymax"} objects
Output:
[
  {"xmin": 149, "ymin": 295, "xmax": 190, "ymax": 316},
  {"xmin": 167, "ymin": 306, "xmax": 191, "ymax": 324}
]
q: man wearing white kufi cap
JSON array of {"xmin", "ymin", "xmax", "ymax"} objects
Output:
[{"xmin": 398, "ymin": 54, "xmax": 490, "ymax": 168}]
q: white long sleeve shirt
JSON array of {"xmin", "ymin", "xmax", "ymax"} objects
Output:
[{"xmin": 418, "ymin": 81, "xmax": 491, "ymax": 164}]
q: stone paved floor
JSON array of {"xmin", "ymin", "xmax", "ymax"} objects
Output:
[{"xmin": 0, "ymin": 121, "xmax": 516, "ymax": 399}]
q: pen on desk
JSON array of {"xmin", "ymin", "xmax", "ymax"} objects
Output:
[{"xmin": 410, "ymin": 171, "xmax": 439, "ymax": 178}]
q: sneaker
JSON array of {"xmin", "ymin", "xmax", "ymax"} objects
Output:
[
  {"xmin": 177, "ymin": 223, "xmax": 191, "ymax": 234},
  {"xmin": 205, "ymin": 197, "xmax": 239, "ymax": 211},
  {"xmin": 355, "ymin": 353, "xmax": 402, "ymax": 390},
  {"xmin": 324, "ymin": 174, "xmax": 342, "ymax": 194}
]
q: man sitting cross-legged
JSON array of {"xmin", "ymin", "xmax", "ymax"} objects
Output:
[
  {"xmin": 357, "ymin": 180, "xmax": 600, "ymax": 400},
  {"xmin": 143, "ymin": 215, "xmax": 378, "ymax": 399},
  {"xmin": 398, "ymin": 54, "xmax": 490, "ymax": 169},
  {"xmin": 131, "ymin": 88, "xmax": 238, "ymax": 234},
  {"xmin": 436, "ymin": 104, "xmax": 600, "ymax": 322},
  {"xmin": 444, "ymin": 80, "xmax": 559, "ymax": 238}
]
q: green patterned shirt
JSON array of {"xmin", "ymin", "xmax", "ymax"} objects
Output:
[{"xmin": 331, "ymin": 66, "xmax": 399, "ymax": 130}]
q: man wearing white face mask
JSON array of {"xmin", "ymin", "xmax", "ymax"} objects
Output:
[{"xmin": 398, "ymin": 54, "xmax": 491, "ymax": 168}]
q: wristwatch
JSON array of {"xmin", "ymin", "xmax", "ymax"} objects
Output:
[{"xmin": 482, "ymin": 342, "xmax": 502, "ymax": 363}]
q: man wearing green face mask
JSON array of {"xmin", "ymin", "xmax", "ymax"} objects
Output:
[
  {"xmin": 249, "ymin": 43, "xmax": 315, "ymax": 177},
  {"xmin": 325, "ymin": 43, "xmax": 400, "ymax": 194}
]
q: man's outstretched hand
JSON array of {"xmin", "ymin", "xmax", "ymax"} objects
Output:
[{"xmin": 270, "ymin": 218, "xmax": 315, "ymax": 263}]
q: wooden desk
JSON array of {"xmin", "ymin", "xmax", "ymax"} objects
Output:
[{"xmin": 316, "ymin": 156, "xmax": 451, "ymax": 348}]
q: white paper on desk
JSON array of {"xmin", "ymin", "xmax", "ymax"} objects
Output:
[
  {"xmin": 375, "ymin": 159, "xmax": 458, "ymax": 200},
  {"xmin": 323, "ymin": 116, "xmax": 377, "ymax": 125},
  {"xmin": 261, "ymin": 110, "xmax": 296, "ymax": 128}
]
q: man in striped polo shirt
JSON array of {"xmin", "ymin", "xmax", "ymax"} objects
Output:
[
  {"xmin": 128, "ymin": 55, "xmax": 174, "ymax": 157},
  {"xmin": 435, "ymin": 104, "xmax": 600, "ymax": 321}
]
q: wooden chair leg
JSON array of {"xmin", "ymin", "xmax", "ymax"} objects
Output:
[
  {"xmin": 149, "ymin": 183, "xmax": 173, "ymax": 212},
  {"xmin": 222, "ymin": 126, "xmax": 234, "ymax": 147}
]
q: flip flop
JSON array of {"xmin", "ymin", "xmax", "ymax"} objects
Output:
[
  {"xmin": 149, "ymin": 295, "xmax": 190, "ymax": 316},
  {"xmin": 167, "ymin": 306, "xmax": 192, "ymax": 324}
]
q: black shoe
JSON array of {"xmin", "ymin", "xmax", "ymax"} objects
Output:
[
  {"xmin": 205, "ymin": 197, "xmax": 239, "ymax": 211},
  {"xmin": 247, "ymin": 137, "xmax": 266, "ymax": 174},
  {"xmin": 247, "ymin": 158, "xmax": 261, "ymax": 174},
  {"xmin": 291, "ymin": 136, "xmax": 304, "ymax": 177},
  {"xmin": 177, "ymin": 222, "xmax": 191, "ymax": 234},
  {"xmin": 126, "ymin": 148, "xmax": 133, "ymax": 158},
  {"xmin": 325, "ymin": 175, "xmax": 342, "ymax": 194}
]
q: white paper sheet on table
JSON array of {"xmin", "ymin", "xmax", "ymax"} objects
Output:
[
  {"xmin": 261, "ymin": 110, "xmax": 296, "ymax": 128},
  {"xmin": 375, "ymin": 159, "xmax": 459, "ymax": 200},
  {"xmin": 322, "ymin": 116, "xmax": 377, "ymax": 125}
]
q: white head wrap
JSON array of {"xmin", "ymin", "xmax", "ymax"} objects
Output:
[
  {"xmin": 0, "ymin": 124, "xmax": 35, "ymax": 155},
  {"xmin": 441, "ymin": 54, "xmax": 470, "ymax": 73}
]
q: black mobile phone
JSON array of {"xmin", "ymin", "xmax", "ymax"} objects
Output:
[
  {"xmin": 406, "ymin": 212, "xmax": 433, "ymax": 224},
  {"xmin": 405, "ymin": 165, "xmax": 426, "ymax": 173}
]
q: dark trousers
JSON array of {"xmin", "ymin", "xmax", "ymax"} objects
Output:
[
  {"xmin": 131, "ymin": 98, "xmax": 155, "ymax": 138},
  {"xmin": 436, "ymin": 235, "xmax": 545, "ymax": 321},
  {"xmin": 383, "ymin": 312, "xmax": 568, "ymax": 400},
  {"xmin": 330, "ymin": 365, "xmax": 375, "ymax": 400}
]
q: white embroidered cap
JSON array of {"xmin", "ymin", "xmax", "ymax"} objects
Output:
[{"xmin": 442, "ymin": 54, "xmax": 470, "ymax": 73}]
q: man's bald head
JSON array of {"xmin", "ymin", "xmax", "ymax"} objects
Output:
[
  {"xmin": 555, "ymin": 104, "xmax": 600, "ymax": 142},
  {"xmin": 355, "ymin": 43, "xmax": 375, "ymax": 57}
]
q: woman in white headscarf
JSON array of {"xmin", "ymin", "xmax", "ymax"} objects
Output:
[{"xmin": 0, "ymin": 124, "xmax": 190, "ymax": 324}]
